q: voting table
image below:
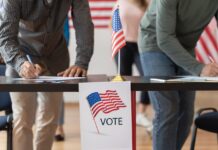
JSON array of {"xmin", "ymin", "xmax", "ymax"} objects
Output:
[{"xmin": 1, "ymin": 75, "xmax": 218, "ymax": 150}]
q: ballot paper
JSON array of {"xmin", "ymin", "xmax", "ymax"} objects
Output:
[
  {"xmin": 13, "ymin": 76, "xmax": 85, "ymax": 82},
  {"xmin": 150, "ymin": 76, "xmax": 218, "ymax": 83}
]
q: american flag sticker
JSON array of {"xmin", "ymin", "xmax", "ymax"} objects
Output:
[
  {"xmin": 79, "ymin": 82, "xmax": 132, "ymax": 150},
  {"xmin": 87, "ymin": 90, "xmax": 126, "ymax": 118}
]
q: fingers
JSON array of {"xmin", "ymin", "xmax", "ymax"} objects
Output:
[
  {"xmin": 19, "ymin": 61, "xmax": 39, "ymax": 79},
  {"xmin": 57, "ymin": 65, "xmax": 87, "ymax": 77},
  {"xmin": 201, "ymin": 63, "xmax": 218, "ymax": 77},
  {"xmin": 34, "ymin": 64, "xmax": 43, "ymax": 75}
]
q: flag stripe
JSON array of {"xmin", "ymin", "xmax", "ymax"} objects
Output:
[
  {"xmin": 195, "ymin": 18, "xmax": 218, "ymax": 64},
  {"xmin": 87, "ymin": 90, "xmax": 126, "ymax": 117}
]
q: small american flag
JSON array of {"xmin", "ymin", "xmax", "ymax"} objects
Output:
[
  {"xmin": 195, "ymin": 18, "xmax": 218, "ymax": 64},
  {"xmin": 111, "ymin": 6, "xmax": 126, "ymax": 57},
  {"xmin": 87, "ymin": 90, "xmax": 126, "ymax": 118},
  {"xmin": 69, "ymin": 0, "xmax": 117, "ymax": 29}
]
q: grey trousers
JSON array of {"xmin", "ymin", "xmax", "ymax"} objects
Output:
[{"xmin": 6, "ymin": 65, "xmax": 62, "ymax": 150}]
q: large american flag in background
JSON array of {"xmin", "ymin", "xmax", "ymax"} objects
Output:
[
  {"xmin": 87, "ymin": 90, "xmax": 126, "ymax": 118},
  {"xmin": 195, "ymin": 18, "xmax": 218, "ymax": 64},
  {"xmin": 69, "ymin": 0, "xmax": 117, "ymax": 29}
]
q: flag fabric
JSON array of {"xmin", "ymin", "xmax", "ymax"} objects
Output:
[
  {"xmin": 87, "ymin": 90, "xmax": 126, "ymax": 117},
  {"xmin": 195, "ymin": 18, "xmax": 218, "ymax": 64},
  {"xmin": 111, "ymin": 7, "xmax": 126, "ymax": 57},
  {"xmin": 69, "ymin": 0, "xmax": 117, "ymax": 29}
]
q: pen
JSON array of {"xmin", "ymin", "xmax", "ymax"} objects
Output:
[
  {"xmin": 26, "ymin": 55, "xmax": 39, "ymax": 78},
  {"xmin": 26, "ymin": 55, "xmax": 34, "ymax": 64}
]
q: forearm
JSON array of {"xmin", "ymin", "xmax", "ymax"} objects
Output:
[
  {"xmin": 0, "ymin": 0, "xmax": 26, "ymax": 73},
  {"xmin": 156, "ymin": 0, "xmax": 204, "ymax": 75},
  {"xmin": 71, "ymin": 0, "xmax": 94, "ymax": 69}
]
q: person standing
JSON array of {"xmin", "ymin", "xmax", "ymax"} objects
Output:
[
  {"xmin": 114, "ymin": 0, "xmax": 153, "ymax": 130},
  {"xmin": 55, "ymin": 17, "xmax": 70, "ymax": 142},
  {"xmin": 0, "ymin": 0, "xmax": 94, "ymax": 150},
  {"xmin": 138, "ymin": 0, "xmax": 218, "ymax": 150}
]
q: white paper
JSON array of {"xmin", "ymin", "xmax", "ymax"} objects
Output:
[
  {"xmin": 150, "ymin": 76, "xmax": 218, "ymax": 83},
  {"xmin": 13, "ymin": 76, "xmax": 85, "ymax": 82}
]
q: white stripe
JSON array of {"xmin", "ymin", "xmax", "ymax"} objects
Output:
[
  {"xmin": 69, "ymin": 20, "xmax": 110, "ymax": 26},
  {"xmin": 112, "ymin": 36, "xmax": 125, "ymax": 50},
  {"xmin": 93, "ymin": 20, "xmax": 110, "ymax": 26},
  {"xmin": 89, "ymin": 2, "xmax": 115, "ymax": 8},
  {"xmin": 91, "ymin": 11, "xmax": 113, "ymax": 17},
  {"xmin": 112, "ymin": 40, "xmax": 125, "ymax": 56},
  {"xmin": 196, "ymin": 43, "xmax": 211, "ymax": 64},
  {"xmin": 112, "ymin": 32, "xmax": 125, "ymax": 48}
]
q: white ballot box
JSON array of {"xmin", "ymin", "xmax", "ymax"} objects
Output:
[{"xmin": 79, "ymin": 82, "xmax": 132, "ymax": 150}]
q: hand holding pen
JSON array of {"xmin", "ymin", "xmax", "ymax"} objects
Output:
[
  {"xmin": 19, "ymin": 55, "xmax": 42, "ymax": 79},
  {"xmin": 200, "ymin": 61, "xmax": 218, "ymax": 77}
]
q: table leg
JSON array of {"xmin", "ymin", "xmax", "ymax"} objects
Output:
[{"xmin": 131, "ymin": 91, "xmax": 136, "ymax": 150}]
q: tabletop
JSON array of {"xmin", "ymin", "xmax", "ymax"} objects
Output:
[{"xmin": 1, "ymin": 75, "xmax": 218, "ymax": 92}]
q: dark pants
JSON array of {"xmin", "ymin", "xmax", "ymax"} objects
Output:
[{"xmin": 115, "ymin": 42, "xmax": 150, "ymax": 104}]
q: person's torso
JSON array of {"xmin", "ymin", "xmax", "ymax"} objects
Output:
[
  {"xmin": 139, "ymin": 0, "xmax": 218, "ymax": 52},
  {"xmin": 119, "ymin": 0, "xmax": 145, "ymax": 42},
  {"xmin": 19, "ymin": 0, "xmax": 71, "ymax": 57}
]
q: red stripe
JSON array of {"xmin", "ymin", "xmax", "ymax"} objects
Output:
[
  {"xmin": 205, "ymin": 27, "xmax": 217, "ymax": 51},
  {"xmin": 94, "ymin": 25, "xmax": 109, "ymax": 28},
  {"xmin": 70, "ymin": 25, "xmax": 109, "ymax": 29},
  {"xmin": 112, "ymin": 36, "xmax": 126, "ymax": 49},
  {"xmin": 195, "ymin": 49, "xmax": 204, "ymax": 62},
  {"xmin": 90, "ymin": 7, "xmax": 113, "ymax": 11},
  {"xmin": 199, "ymin": 27, "xmax": 217, "ymax": 60},
  {"xmin": 68, "ymin": 0, "xmax": 116, "ymax": 29},
  {"xmin": 92, "ymin": 16, "xmax": 111, "ymax": 20},
  {"xmin": 89, "ymin": 0, "xmax": 116, "ymax": 2},
  {"xmin": 112, "ymin": 35, "xmax": 125, "ymax": 48},
  {"xmin": 68, "ymin": 16, "xmax": 111, "ymax": 20},
  {"xmin": 112, "ymin": 42, "xmax": 126, "ymax": 57},
  {"xmin": 199, "ymin": 37, "xmax": 211, "ymax": 57}
]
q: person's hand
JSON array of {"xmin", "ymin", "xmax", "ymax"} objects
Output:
[
  {"xmin": 200, "ymin": 63, "xmax": 218, "ymax": 77},
  {"xmin": 19, "ymin": 61, "xmax": 44, "ymax": 79},
  {"xmin": 57, "ymin": 65, "xmax": 87, "ymax": 77}
]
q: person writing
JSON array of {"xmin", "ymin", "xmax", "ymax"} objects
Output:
[
  {"xmin": 138, "ymin": 0, "xmax": 218, "ymax": 150},
  {"xmin": 0, "ymin": 0, "xmax": 94, "ymax": 150}
]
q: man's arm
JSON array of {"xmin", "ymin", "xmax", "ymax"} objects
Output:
[
  {"xmin": 0, "ymin": 0, "xmax": 27, "ymax": 73},
  {"xmin": 71, "ymin": 0, "xmax": 94, "ymax": 70},
  {"xmin": 58, "ymin": 0, "xmax": 94, "ymax": 77},
  {"xmin": 156, "ymin": 0, "xmax": 204, "ymax": 75}
]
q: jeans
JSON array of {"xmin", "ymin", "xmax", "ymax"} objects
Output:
[{"xmin": 140, "ymin": 51, "xmax": 195, "ymax": 150}]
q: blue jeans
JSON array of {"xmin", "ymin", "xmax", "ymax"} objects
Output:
[{"xmin": 140, "ymin": 51, "xmax": 195, "ymax": 150}]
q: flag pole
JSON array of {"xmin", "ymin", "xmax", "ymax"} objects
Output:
[
  {"xmin": 112, "ymin": 50, "xmax": 125, "ymax": 81},
  {"xmin": 118, "ymin": 50, "xmax": 121, "ymax": 75},
  {"xmin": 87, "ymin": 103, "xmax": 100, "ymax": 134},
  {"xmin": 111, "ymin": 6, "xmax": 125, "ymax": 81},
  {"xmin": 91, "ymin": 114, "xmax": 100, "ymax": 134}
]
